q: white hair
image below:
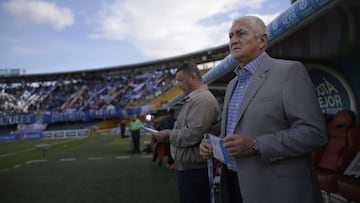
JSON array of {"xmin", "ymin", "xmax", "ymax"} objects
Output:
[{"xmin": 234, "ymin": 16, "xmax": 267, "ymax": 37}]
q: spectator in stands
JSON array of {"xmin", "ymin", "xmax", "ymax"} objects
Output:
[
  {"xmin": 0, "ymin": 68, "xmax": 175, "ymax": 119},
  {"xmin": 199, "ymin": 16, "xmax": 328, "ymax": 203},
  {"xmin": 154, "ymin": 62, "xmax": 221, "ymax": 203},
  {"xmin": 129, "ymin": 114, "xmax": 143, "ymax": 153}
]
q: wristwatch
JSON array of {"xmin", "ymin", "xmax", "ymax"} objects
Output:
[{"xmin": 252, "ymin": 138, "xmax": 260, "ymax": 155}]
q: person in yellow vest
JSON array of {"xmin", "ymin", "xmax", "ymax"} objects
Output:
[{"xmin": 129, "ymin": 114, "xmax": 143, "ymax": 153}]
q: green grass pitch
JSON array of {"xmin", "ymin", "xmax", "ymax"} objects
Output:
[{"xmin": 0, "ymin": 134, "xmax": 178, "ymax": 203}]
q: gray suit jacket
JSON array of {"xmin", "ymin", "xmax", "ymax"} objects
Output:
[{"xmin": 221, "ymin": 53, "xmax": 327, "ymax": 203}]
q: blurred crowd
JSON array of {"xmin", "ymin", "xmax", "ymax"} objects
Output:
[{"xmin": 0, "ymin": 69, "xmax": 176, "ymax": 116}]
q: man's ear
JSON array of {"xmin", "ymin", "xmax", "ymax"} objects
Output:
[{"xmin": 258, "ymin": 34, "xmax": 267, "ymax": 49}]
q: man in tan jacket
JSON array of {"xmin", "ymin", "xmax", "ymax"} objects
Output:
[{"xmin": 155, "ymin": 62, "xmax": 221, "ymax": 203}]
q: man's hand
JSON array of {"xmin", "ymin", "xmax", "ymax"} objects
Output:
[
  {"xmin": 153, "ymin": 129, "xmax": 171, "ymax": 142},
  {"xmin": 223, "ymin": 134, "xmax": 255, "ymax": 156},
  {"xmin": 200, "ymin": 141, "xmax": 213, "ymax": 159}
]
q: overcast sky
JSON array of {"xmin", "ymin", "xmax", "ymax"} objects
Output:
[{"xmin": 0, "ymin": 0, "xmax": 291, "ymax": 74}]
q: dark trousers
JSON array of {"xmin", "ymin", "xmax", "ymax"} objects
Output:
[
  {"xmin": 120, "ymin": 123, "xmax": 126, "ymax": 137},
  {"xmin": 176, "ymin": 168, "xmax": 210, "ymax": 203},
  {"xmin": 131, "ymin": 130, "xmax": 140, "ymax": 153},
  {"xmin": 220, "ymin": 165, "xmax": 243, "ymax": 203},
  {"xmin": 164, "ymin": 143, "xmax": 174, "ymax": 164}
]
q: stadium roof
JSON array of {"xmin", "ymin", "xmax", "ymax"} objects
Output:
[{"xmin": 0, "ymin": 44, "xmax": 229, "ymax": 84}]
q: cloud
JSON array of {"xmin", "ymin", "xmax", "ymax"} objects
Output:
[
  {"xmin": 89, "ymin": 0, "xmax": 283, "ymax": 59},
  {"xmin": 11, "ymin": 45, "xmax": 45, "ymax": 55},
  {"xmin": 2, "ymin": 0, "xmax": 74, "ymax": 31}
]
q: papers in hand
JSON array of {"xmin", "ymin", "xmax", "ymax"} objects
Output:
[
  {"xmin": 141, "ymin": 126, "xmax": 158, "ymax": 134},
  {"xmin": 205, "ymin": 133, "xmax": 237, "ymax": 172}
]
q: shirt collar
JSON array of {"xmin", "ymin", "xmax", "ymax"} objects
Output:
[
  {"xmin": 183, "ymin": 84, "xmax": 208, "ymax": 103},
  {"xmin": 234, "ymin": 52, "xmax": 267, "ymax": 76}
]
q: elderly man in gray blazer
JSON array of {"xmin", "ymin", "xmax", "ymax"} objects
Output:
[{"xmin": 200, "ymin": 16, "xmax": 327, "ymax": 203}]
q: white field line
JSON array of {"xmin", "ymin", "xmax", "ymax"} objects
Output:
[
  {"xmin": 25, "ymin": 160, "xmax": 48, "ymax": 164},
  {"xmin": 142, "ymin": 155, "xmax": 153, "ymax": 159},
  {"xmin": 0, "ymin": 168, "xmax": 10, "ymax": 172},
  {"xmin": 0, "ymin": 139, "xmax": 78, "ymax": 158},
  {"xmin": 115, "ymin": 156, "xmax": 130, "ymax": 159},
  {"xmin": 60, "ymin": 158, "xmax": 77, "ymax": 162},
  {"xmin": 1, "ymin": 154, "xmax": 155, "ymax": 173},
  {"xmin": 88, "ymin": 157, "xmax": 104, "ymax": 160},
  {"xmin": 13, "ymin": 164, "xmax": 22, "ymax": 168},
  {"xmin": 0, "ymin": 148, "xmax": 34, "ymax": 158}
]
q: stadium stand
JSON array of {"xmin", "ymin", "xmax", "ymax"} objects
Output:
[
  {"xmin": 0, "ymin": 45, "xmax": 226, "ymax": 137},
  {"xmin": 1, "ymin": 69, "xmax": 174, "ymax": 114}
]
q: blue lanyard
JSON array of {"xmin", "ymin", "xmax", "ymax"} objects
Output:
[
  {"xmin": 207, "ymin": 158, "xmax": 215, "ymax": 203},
  {"xmin": 204, "ymin": 134, "xmax": 215, "ymax": 203}
]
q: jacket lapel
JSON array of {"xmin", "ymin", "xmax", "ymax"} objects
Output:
[{"xmin": 234, "ymin": 56, "xmax": 271, "ymax": 126}]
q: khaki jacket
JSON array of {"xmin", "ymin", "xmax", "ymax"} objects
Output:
[{"xmin": 169, "ymin": 85, "xmax": 221, "ymax": 170}]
